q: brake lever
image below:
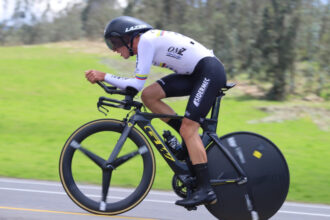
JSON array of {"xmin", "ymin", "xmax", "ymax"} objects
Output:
[{"xmin": 98, "ymin": 105, "xmax": 109, "ymax": 116}]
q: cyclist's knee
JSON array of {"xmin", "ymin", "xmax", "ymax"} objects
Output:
[
  {"xmin": 141, "ymin": 83, "xmax": 165, "ymax": 105},
  {"xmin": 180, "ymin": 118, "xmax": 199, "ymax": 140},
  {"xmin": 141, "ymin": 87, "xmax": 154, "ymax": 105}
]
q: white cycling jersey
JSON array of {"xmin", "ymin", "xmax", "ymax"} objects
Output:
[{"xmin": 104, "ymin": 29, "xmax": 214, "ymax": 91}]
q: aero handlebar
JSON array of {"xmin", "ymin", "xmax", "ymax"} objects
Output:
[{"xmin": 96, "ymin": 81, "xmax": 138, "ymax": 97}]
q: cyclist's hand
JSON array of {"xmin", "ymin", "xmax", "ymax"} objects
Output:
[{"xmin": 85, "ymin": 70, "xmax": 106, "ymax": 84}]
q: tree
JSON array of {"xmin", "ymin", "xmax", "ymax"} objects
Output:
[
  {"xmin": 256, "ymin": 0, "xmax": 302, "ymax": 100},
  {"xmin": 0, "ymin": 22, "xmax": 9, "ymax": 45},
  {"xmin": 82, "ymin": 0, "xmax": 121, "ymax": 39},
  {"xmin": 51, "ymin": 4, "xmax": 85, "ymax": 42},
  {"xmin": 317, "ymin": 0, "xmax": 330, "ymax": 97}
]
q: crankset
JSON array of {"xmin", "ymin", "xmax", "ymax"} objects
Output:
[
  {"xmin": 172, "ymin": 175, "xmax": 188, "ymax": 198},
  {"xmin": 172, "ymin": 174, "xmax": 198, "ymax": 199}
]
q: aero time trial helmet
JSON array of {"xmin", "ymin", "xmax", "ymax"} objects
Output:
[{"xmin": 104, "ymin": 16, "xmax": 153, "ymax": 55}]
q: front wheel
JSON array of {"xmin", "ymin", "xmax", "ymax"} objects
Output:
[
  {"xmin": 205, "ymin": 131, "xmax": 290, "ymax": 220},
  {"xmin": 59, "ymin": 119, "xmax": 156, "ymax": 215}
]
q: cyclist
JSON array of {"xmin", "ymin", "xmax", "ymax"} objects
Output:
[{"xmin": 85, "ymin": 16, "xmax": 226, "ymax": 208}]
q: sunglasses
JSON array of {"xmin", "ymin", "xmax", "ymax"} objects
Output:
[{"xmin": 105, "ymin": 37, "xmax": 128, "ymax": 51}]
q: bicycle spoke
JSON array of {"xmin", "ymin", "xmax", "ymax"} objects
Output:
[
  {"xmin": 61, "ymin": 120, "xmax": 156, "ymax": 215},
  {"xmin": 70, "ymin": 140, "xmax": 106, "ymax": 168},
  {"xmin": 99, "ymin": 170, "xmax": 112, "ymax": 211},
  {"xmin": 111, "ymin": 145, "xmax": 148, "ymax": 169}
]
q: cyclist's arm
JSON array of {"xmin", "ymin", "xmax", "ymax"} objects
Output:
[
  {"xmin": 104, "ymin": 74, "xmax": 145, "ymax": 91},
  {"xmin": 104, "ymin": 36, "xmax": 154, "ymax": 91}
]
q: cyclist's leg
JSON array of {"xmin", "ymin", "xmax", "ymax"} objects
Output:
[
  {"xmin": 180, "ymin": 118, "xmax": 206, "ymax": 164},
  {"xmin": 181, "ymin": 57, "xmax": 226, "ymax": 164},
  {"xmin": 141, "ymin": 74, "xmax": 194, "ymax": 131},
  {"xmin": 176, "ymin": 57, "xmax": 226, "ymax": 207},
  {"xmin": 177, "ymin": 119, "xmax": 217, "ymax": 207},
  {"xmin": 141, "ymin": 82, "xmax": 175, "ymax": 118},
  {"xmin": 184, "ymin": 58, "xmax": 226, "ymax": 124}
]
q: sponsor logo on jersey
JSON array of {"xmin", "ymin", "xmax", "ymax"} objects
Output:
[
  {"xmin": 109, "ymin": 74, "xmax": 128, "ymax": 80},
  {"xmin": 193, "ymin": 77, "xmax": 210, "ymax": 107},
  {"xmin": 125, "ymin": 24, "xmax": 148, "ymax": 32},
  {"xmin": 158, "ymin": 79, "xmax": 165, "ymax": 86},
  {"xmin": 166, "ymin": 47, "xmax": 186, "ymax": 60}
]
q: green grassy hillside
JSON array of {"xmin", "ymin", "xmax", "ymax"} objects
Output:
[{"xmin": 0, "ymin": 42, "xmax": 329, "ymax": 204}]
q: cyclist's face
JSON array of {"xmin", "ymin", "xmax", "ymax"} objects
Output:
[{"xmin": 114, "ymin": 46, "xmax": 130, "ymax": 59}]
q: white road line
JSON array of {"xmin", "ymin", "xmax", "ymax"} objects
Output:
[
  {"xmin": 0, "ymin": 178, "xmax": 60, "ymax": 186},
  {"xmin": 285, "ymin": 203, "xmax": 330, "ymax": 210},
  {"xmin": 279, "ymin": 210, "xmax": 330, "ymax": 218},
  {"xmin": 1, "ymin": 187, "xmax": 330, "ymax": 217},
  {"xmin": 1, "ymin": 179, "xmax": 330, "ymax": 211},
  {"xmin": 0, "ymin": 187, "xmax": 173, "ymax": 204},
  {"xmin": 0, "ymin": 187, "xmax": 67, "ymax": 195},
  {"xmin": 0, "ymin": 179, "xmax": 177, "ymax": 197}
]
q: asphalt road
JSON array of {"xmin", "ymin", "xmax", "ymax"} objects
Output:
[{"xmin": 0, "ymin": 177, "xmax": 329, "ymax": 220}]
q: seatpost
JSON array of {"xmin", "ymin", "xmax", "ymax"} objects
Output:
[{"xmin": 210, "ymin": 92, "xmax": 225, "ymax": 120}]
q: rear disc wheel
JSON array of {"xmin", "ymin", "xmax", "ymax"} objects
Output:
[{"xmin": 205, "ymin": 132, "xmax": 289, "ymax": 220}]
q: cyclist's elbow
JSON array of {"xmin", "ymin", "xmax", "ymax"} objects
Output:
[{"xmin": 130, "ymin": 78, "xmax": 146, "ymax": 91}]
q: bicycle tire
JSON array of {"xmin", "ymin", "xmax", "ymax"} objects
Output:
[
  {"xmin": 205, "ymin": 131, "xmax": 289, "ymax": 220},
  {"xmin": 59, "ymin": 119, "xmax": 156, "ymax": 215}
]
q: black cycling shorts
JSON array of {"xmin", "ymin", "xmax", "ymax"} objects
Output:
[{"xmin": 157, "ymin": 56, "xmax": 227, "ymax": 123}]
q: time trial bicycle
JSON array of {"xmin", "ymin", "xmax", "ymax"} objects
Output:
[{"xmin": 59, "ymin": 81, "xmax": 289, "ymax": 220}]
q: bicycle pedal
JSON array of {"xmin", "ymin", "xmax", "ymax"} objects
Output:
[
  {"xmin": 184, "ymin": 206, "xmax": 197, "ymax": 211},
  {"xmin": 205, "ymin": 194, "xmax": 218, "ymax": 205},
  {"xmin": 209, "ymin": 199, "xmax": 217, "ymax": 205}
]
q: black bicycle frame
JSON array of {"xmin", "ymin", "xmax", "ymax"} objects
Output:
[{"xmin": 105, "ymin": 91, "xmax": 247, "ymax": 184}]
